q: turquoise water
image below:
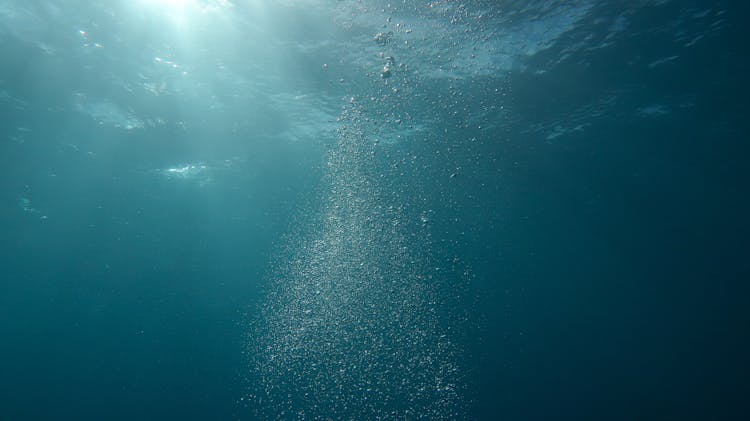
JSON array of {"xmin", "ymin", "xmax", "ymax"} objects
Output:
[{"xmin": 1, "ymin": 1, "xmax": 747, "ymax": 419}]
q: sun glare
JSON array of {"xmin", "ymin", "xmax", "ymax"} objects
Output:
[
  {"xmin": 135, "ymin": 0, "xmax": 233, "ymax": 30},
  {"xmin": 141, "ymin": 0, "xmax": 233, "ymax": 12},
  {"xmin": 148, "ymin": 0, "xmax": 192, "ymax": 9},
  {"xmin": 136, "ymin": 0, "xmax": 196, "ymax": 23}
]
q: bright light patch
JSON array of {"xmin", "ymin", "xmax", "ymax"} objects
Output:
[
  {"xmin": 135, "ymin": 0, "xmax": 233, "ymax": 29},
  {"xmin": 145, "ymin": 0, "xmax": 192, "ymax": 10},
  {"xmin": 135, "ymin": 0, "xmax": 195, "ymax": 28},
  {"xmin": 139, "ymin": 0, "xmax": 233, "ymax": 13}
]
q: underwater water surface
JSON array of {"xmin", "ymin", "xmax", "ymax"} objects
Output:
[{"xmin": 1, "ymin": 1, "xmax": 748, "ymax": 419}]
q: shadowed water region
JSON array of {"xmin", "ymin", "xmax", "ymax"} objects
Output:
[{"xmin": 1, "ymin": 0, "xmax": 748, "ymax": 420}]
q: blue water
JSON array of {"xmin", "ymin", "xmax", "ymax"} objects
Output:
[{"xmin": 1, "ymin": 1, "xmax": 748, "ymax": 419}]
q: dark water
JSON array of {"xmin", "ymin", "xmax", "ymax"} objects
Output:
[{"xmin": 1, "ymin": 1, "xmax": 748, "ymax": 419}]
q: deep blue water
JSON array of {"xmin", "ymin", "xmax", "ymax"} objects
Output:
[{"xmin": 1, "ymin": 1, "xmax": 748, "ymax": 419}]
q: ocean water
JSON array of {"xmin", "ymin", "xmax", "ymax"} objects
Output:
[{"xmin": 1, "ymin": 1, "xmax": 748, "ymax": 419}]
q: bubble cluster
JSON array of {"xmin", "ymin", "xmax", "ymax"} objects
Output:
[{"xmin": 245, "ymin": 105, "xmax": 467, "ymax": 419}]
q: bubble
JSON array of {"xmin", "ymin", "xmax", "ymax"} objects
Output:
[
  {"xmin": 373, "ymin": 31, "xmax": 393, "ymax": 46},
  {"xmin": 247, "ymin": 105, "xmax": 467, "ymax": 420}
]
